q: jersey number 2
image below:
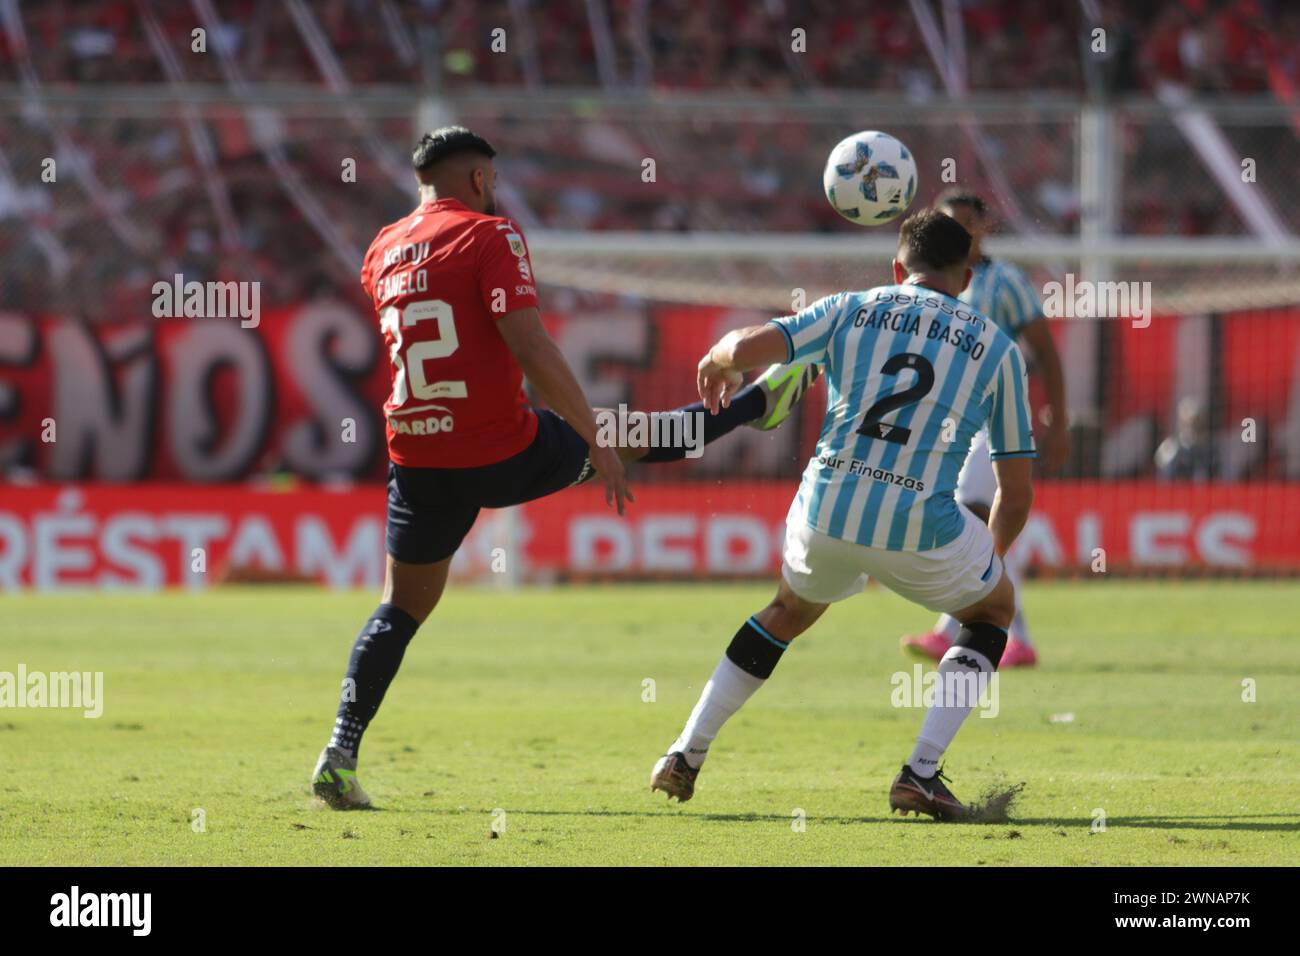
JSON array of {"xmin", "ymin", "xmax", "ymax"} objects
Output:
[{"xmin": 856, "ymin": 352, "xmax": 935, "ymax": 445}]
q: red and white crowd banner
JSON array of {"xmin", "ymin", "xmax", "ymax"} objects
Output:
[
  {"xmin": 0, "ymin": 481, "xmax": 1296, "ymax": 591},
  {"xmin": 5, "ymin": 304, "xmax": 1300, "ymax": 483}
]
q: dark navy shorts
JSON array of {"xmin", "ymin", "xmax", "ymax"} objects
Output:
[{"xmin": 386, "ymin": 409, "xmax": 592, "ymax": 564}]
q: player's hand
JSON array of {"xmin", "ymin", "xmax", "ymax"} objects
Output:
[
  {"xmin": 697, "ymin": 353, "xmax": 745, "ymax": 414},
  {"xmin": 588, "ymin": 443, "xmax": 633, "ymax": 516}
]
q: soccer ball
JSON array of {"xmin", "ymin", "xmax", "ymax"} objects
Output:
[{"xmin": 823, "ymin": 131, "xmax": 917, "ymax": 225}]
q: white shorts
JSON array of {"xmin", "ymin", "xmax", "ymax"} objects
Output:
[
  {"xmin": 781, "ymin": 507, "xmax": 1002, "ymax": 614},
  {"xmin": 956, "ymin": 429, "xmax": 996, "ymax": 508}
]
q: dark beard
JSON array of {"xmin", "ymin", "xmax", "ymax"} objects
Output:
[{"xmin": 484, "ymin": 197, "xmax": 497, "ymax": 216}]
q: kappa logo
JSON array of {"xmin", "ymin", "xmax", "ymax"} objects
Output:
[
  {"xmin": 367, "ymin": 620, "xmax": 393, "ymax": 635},
  {"xmin": 951, "ymin": 654, "xmax": 982, "ymax": 670}
]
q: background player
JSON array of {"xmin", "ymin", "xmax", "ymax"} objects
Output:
[
  {"xmin": 649, "ymin": 210, "xmax": 1036, "ymax": 820},
  {"xmin": 311, "ymin": 126, "xmax": 814, "ymax": 808},
  {"xmin": 899, "ymin": 189, "xmax": 1067, "ymax": 668}
]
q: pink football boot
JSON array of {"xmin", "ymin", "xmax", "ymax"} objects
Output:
[
  {"xmin": 900, "ymin": 631, "xmax": 953, "ymax": 661},
  {"xmin": 999, "ymin": 638, "xmax": 1038, "ymax": 668}
]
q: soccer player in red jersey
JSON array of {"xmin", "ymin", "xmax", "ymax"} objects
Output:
[{"xmin": 312, "ymin": 127, "xmax": 818, "ymax": 807}]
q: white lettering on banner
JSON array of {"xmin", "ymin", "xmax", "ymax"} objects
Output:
[
  {"xmin": 571, "ymin": 518, "xmax": 634, "ymax": 571},
  {"xmin": 0, "ymin": 514, "xmax": 26, "ymax": 588},
  {"xmin": 1195, "ymin": 513, "xmax": 1254, "ymax": 567},
  {"xmin": 1013, "ymin": 510, "xmax": 1257, "ymax": 569},
  {"xmin": 0, "ymin": 508, "xmax": 384, "ymax": 591},
  {"xmin": 566, "ymin": 510, "xmax": 1259, "ymax": 576},
  {"xmin": 706, "ymin": 517, "xmax": 770, "ymax": 573},
  {"xmin": 569, "ymin": 515, "xmax": 784, "ymax": 573},
  {"xmin": 33, "ymin": 508, "xmax": 96, "ymax": 591},
  {"xmin": 296, "ymin": 517, "xmax": 384, "ymax": 588},
  {"xmin": 227, "ymin": 516, "xmax": 287, "ymax": 572},
  {"xmin": 1005, "ymin": 515, "xmax": 1064, "ymax": 569},
  {"xmin": 100, "ymin": 515, "xmax": 164, "ymax": 589},
  {"xmin": 0, "ymin": 499, "xmax": 1269, "ymax": 590},
  {"xmin": 641, "ymin": 517, "xmax": 696, "ymax": 572},
  {"xmin": 161, "ymin": 515, "xmax": 230, "ymax": 590},
  {"xmin": 1131, "ymin": 513, "xmax": 1192, "ymax": 565}
]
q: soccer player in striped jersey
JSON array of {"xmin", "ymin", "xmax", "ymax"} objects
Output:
[
  {"xmin": 650, "ymin": 210, "xmax": 1036, "ymax": 820},
  {"xmin": 899, "ymin": 190, "xmax": 1067, "ymax": 668}
]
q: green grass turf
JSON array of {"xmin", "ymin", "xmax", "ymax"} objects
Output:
[{"xmin": 1, "ymin": 581, "xmax": 1296, "ymax": 866}]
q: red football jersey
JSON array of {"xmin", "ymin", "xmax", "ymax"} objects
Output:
[{"xmin": 361, "ymin": 198, "xmax": 540, "ymax": 468}]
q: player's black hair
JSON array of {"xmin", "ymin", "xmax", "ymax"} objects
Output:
[
  {"xmin": 897, "ymin": 209, "xmax": 972, "ymax": 273},
  {"xmin": 411, "ymin": 126, "xmax": 497, "ymax": 172},
  {"xmin": 934, "ymin": 188, "xmax": 988, "ymax": 217}
]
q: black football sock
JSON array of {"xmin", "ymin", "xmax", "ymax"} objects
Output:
[
  {"xmin": 328, "ymin": 604, "xmax": 421, "ymax": 759},
  {"xmin": 638, "ymin": 385, "xmax": 766, "ymax": 463},
  {"xmin": 724, "ymin": 615, "xmax": 790, "ymax": 678}
]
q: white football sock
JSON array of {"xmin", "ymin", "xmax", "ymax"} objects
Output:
[
  {"xmin": 1010, "ymin": 607, "xmax": 1033, "ymax": 647},
  {"xmin": 932, "ymin": 614, "xmax": 962, "ymax": 641},
  {"xmin": 669, "ymin": 655, "xmax": 765, "ymax": 769},
  {"xmin": 907, "ymin": 644, "xmax": 995, "ymax": 776}
]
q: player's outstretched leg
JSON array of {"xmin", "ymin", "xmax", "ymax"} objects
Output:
[
  {"xmin": 312, "ymin": 555, "xmax": 448, "ymax": 809},
  {"xmin": 890, "ymin": 570, "xmax": 1015, "ymax": 821},
  {"xmin": 651, "ymin": 581, "xmax": 827, "ymax": 802},
  {"xmin": 629, "ymin": 360, "xmax": 819, "ymax": 466},
  {"xmin": 746, "ymin": 362, "xmax": 821, "ymax": 432}
]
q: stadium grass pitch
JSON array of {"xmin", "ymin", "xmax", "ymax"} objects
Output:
[{"xmin": 2, "ymin": 581, "xmax": 1296, "ymax": 866}]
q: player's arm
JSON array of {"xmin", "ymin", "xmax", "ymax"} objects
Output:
[
  {"xmin": 989, "ymin": 458, "xmax": 1033, "ymax": 556},
  {"xmin": 698, "ymin": 294, "xmax": 844, "ymax": 413},
  {"xmin": 986, "ymin": 341, "xmax": 1037, "ymax": 554},
  {"xmin": 1018, "ymin": 317, "xmax": 1068, "ymax": 473},
  {"xmin": 497, "ymin": 306, "xmax": 631, "ymax": 514},
  {"xmin": 477, "ymin": 221, "xmax": 629, "ymax": 513},
  {"xmin": 697, "ymin": 324, "xmax": 789, "ymax": 413}
]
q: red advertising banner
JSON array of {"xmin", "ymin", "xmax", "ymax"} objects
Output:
[{"xmin": 0, "ymin": 480, "xmax": 1295, "ymax": 591}]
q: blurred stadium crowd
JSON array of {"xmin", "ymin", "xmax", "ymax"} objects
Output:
[
  {"xmin": 0, "ymin": 0, "xmax": 1298, "ymax": 321},
  {"xmin": 5, "ymin": 0, "xmax": 1294, "ymax": 93}
]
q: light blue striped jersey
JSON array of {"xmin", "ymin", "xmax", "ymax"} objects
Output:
[
  {"xmin": 961, "ymin": 257, "xmax": 1041, "ymax": 338},
  {"xmin": 771, "ymin": 285, "xmax": 1036, "ymax": 552}
]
